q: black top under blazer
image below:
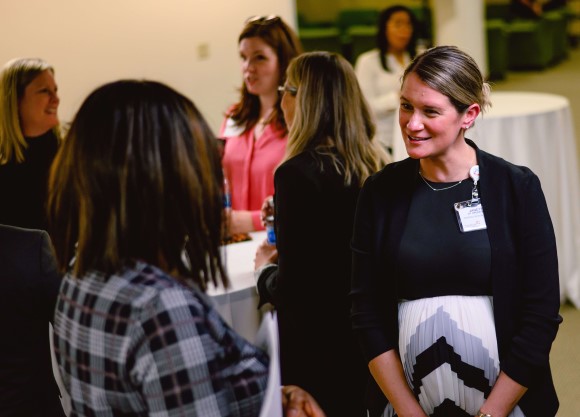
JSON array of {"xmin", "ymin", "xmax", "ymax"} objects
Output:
[
  {"xmin": 0, "ymin": 131, "xmax": 59, "ymax": 231},
  {"xmin": 350, "ymin": 140, "xmax": 562, "ymax": 417},
  {"xmin": 0, "ymin": 225, "xmax": 65, "ymax": 417}
]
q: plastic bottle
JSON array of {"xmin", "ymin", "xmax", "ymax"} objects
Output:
[
  {"xmin": 265, "ymin": 215, "xmax": 276, "ymax": 245},
  {"xmin": 265, "ymin": 198, "xmax": 276, "ymax": 245},
  {"xmin": 223, "ymin": 175, "xmax": 232, "ymax": 240}
]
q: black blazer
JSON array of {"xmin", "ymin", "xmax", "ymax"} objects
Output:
[
  {"xmin": 351, "ymin": 140, "xmax": 562, "ymax": 417},
  {"xmin": 0, "ymin": 225, "xmax": 66, "ymax": 417},
  {"xmin": 258, "ymin": 150, "xmax": 369, "ymax": 417}
]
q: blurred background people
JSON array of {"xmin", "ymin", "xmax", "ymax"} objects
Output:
[
  {"xmin": 509, "ymin": 0, "xmax": 544, "ymax": 19},
  {"xmin": 509, "ymin": 0, "xmax": 568, "ymax": 19},
  {"xmin": 48, "ymin": 79, "xmax": 324, "ymax": 417},
  {"xmin": 351, "ymin": 46, "xmax": 561, "ymax": 417},
  {"xmin": 220, "ymin": 15, "xmax": 302, "ymax": 235},
  {"xmin": 0, "ymin": 57, "xmax": 61, "ymax": 231},
  {"xmin": 254, "ymin": 51, "xmax": 389, "ymax": 417},
  {"xmin": 355, "ymin": 5, "xmax": 417, "ymax": 156},
  {"xmin": 0, "ymin": 224, "xmax": 66, "ymax": 417}
]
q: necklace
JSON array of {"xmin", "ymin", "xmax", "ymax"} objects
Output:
[{"xmin": 419, "ymin": 171, "xmax": 463, "ymax": 191}]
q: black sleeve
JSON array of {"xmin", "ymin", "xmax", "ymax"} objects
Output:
[
  {"xmin": 272, "ymin": 159, "xmax": 324, "ymax": 314},
  {"xmin": 256, "ymin": 265, "xmax": 279, "ymax": 308},
  {"xmin": 38, "ymin": 231, "xmax": 62, "ymax": 323},
  {"xmin": 500, "ymin": 172, "xmax": 562, "ymax": 387},
  {"xmin": 350, "ymin": 175, "xmax": 399, "ymax": 363}
]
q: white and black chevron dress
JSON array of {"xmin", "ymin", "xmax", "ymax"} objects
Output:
[{"xmin": 384, "ymin": 179, "xmax": 526, "ymax": 416}]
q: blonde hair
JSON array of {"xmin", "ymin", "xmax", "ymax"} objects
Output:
[
  {"xmin": 283, "ymin": 51, "xmax": 389, "ymax": 186},
  {"xmin": 403, "ymin": 46, "xmax": 492, "ymax": 115},
  {"xmin": 0, "ymin": 57, "xmax": 60, "ymax": 164}
]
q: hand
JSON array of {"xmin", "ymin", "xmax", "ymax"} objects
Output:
[
  {"xmin": 229, "ymin": 210, "xmax": 255, "ymax": 234},
  {"xmin": 260, "ymin": 196, "xmax": 274, "ymax": 226},
  {"xmin": 282, "ymin": 385, "xmax": 326, "ymax": 417},
  {"xmin": 254, "ymin": 240, "xmax": 278, "ymax": 269}
]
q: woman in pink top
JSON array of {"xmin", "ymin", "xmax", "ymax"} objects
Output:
[{"xmin": 220, "ymin": 15, "xmax": 302, "ymax": 233}]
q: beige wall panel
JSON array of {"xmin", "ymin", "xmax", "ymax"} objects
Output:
[{"xmin": 0, "ymin": 0, "xmax": 296, "ymax": 134}]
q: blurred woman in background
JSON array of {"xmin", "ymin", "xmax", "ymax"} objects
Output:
[
  {"xmin": 355, "ymin": 5, "xmax": 417, "ymax": 155},
  {"xmin": 220, "ymin": 15, "xmax": 302, "ymax": 235}
]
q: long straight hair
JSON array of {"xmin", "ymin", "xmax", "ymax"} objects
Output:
[
  {"xmin": 48, "ymin": 80, "xmax": 227, "ymax": 290},
  {"xmin": 284, "ymin": 52, "xmax": 389, "ymax": 186}
]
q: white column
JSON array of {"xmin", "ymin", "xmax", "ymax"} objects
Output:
[{"xmin": 430, "ymin": 0, "xmax": 488, "ymax": 78}]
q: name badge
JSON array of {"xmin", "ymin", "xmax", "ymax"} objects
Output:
[{"xmin": 454, "ymin": 200, "xmax": 487, "ymax": 232}]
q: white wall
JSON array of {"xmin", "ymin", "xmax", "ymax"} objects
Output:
[
  {"xmin": 431, "ymin": 0, "xmax": 487, "ymax": 78},
  {"xmin": 0, "ymin": 0, "xmax": 296, "ymax": 133}
]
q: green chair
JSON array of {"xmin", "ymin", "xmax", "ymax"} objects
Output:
[
  {"xmin": 336, "ymin": 8, "xmax": 380, "ymax": 36},
  {"xmin": 347, "ymin": 25, "xmax": 377, "ymax": 64},
  {"xmin": 336, "ymin": 9, "xmax": 379, "ymax": 63},
  {"xmin": 298, "ymin": 27, "xmax": 342, "ymax": 55},
  {"xmin": 543, "ymin": 9, "xmax": 569, "ymax": 63},
  {"xmin": 506, "ymin": 19, "xmax": 552, "ymax": 70},
  {"xmin": 486, "ymin": 4, "xmax": 511, "ymax": 20},
  {"xmin": 486, "ymin": 19, "xmax": 509, "ymax": 80}
]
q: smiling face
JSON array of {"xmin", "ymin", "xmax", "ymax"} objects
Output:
[
  {"xmin": 18, "ymin": 69, "xmax": 59, "ymax": 137},
  {"xmin": 399, "ymin": 72, "xmax": 479, "ymax": 161},
  {"xmin": 239, "ymin": 36, "xmax": 280, "ymax": 98}
]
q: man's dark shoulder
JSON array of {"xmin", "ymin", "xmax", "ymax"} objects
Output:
[
  {"xmin": 0, "ymin": 225, "xmax": 50, "ymax": 277},
  {"xmin": 0, "ymin": 224, "xmax": 46, "ymax": 249}
]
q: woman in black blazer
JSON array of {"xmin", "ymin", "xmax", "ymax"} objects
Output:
[
  {"xmin": 350, "ymin": 46, "xmax": 561, "ymax": 417},
  {"xmin": 254, "ymin": 52, "xmax": 389, "ymax": 417},
  {"xmin": 0, "ymin": 224, "xmax": 65, "ymax": 416}
]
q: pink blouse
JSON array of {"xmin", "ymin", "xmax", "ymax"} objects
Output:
[{"xmin": 220, "ymin": 117, "xmax": 287, "ymax": 231}]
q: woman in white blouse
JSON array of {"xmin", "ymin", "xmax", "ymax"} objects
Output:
[{"xmin": 355, "ymin": 5, "xmax": 418, "ymax": 155}]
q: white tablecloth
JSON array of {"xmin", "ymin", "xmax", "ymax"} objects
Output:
[
  {"xmin": 256, "ymin": 311, "xmax": 283, "ymax": 417},
  {"xmin": 207, "ymin": 231, "xmax": 267, "ymax": 342},
  {"xmin": 393, "ymin": 92, "xmax": 580, "ymax": 308}
]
